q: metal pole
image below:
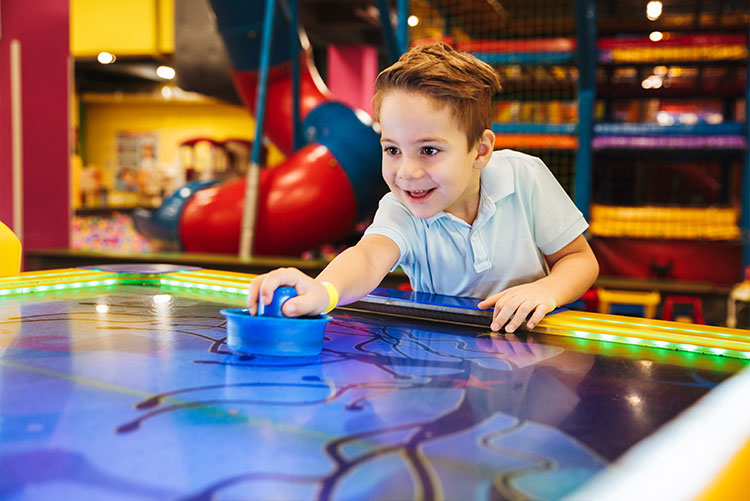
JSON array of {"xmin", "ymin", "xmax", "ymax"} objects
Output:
[
  {"xmin": 10, "ymin": 40, "xmax": 24, "ymax": 242},
  {"xmin": 239, "ymin": 0, "xmax": 277, "ymax": 258},
  {"xmin": 396, "ymin": 0, "xmax": 410, "ymax": 55},
  {"xmin": 376, "ymin": 0, "xmax": 400, "ymax": 64},
  {"xmin": 573, "ymin": 0, "xmax": 596, "ymax": 220},
  {"xmin": 289, "ymin": 0, "xmax": 302, "ymax": 150},
  {"xmin": 741, "ymin": 20, "xmax": 750, "ymax": 273}
]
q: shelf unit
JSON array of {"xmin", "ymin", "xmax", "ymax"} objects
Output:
[
  {"xmin": 587, "ymin": 23, "xmax": 749, "ymax": 286},
  {"xmin": 460, "ymin": 35, "xmax": 581, "ymax": 196}
]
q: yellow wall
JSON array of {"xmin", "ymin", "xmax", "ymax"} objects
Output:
[
  {"xmin": 71, "ymin": 0, "xmax": 287, "ymax": 210},
  {"xmin": 82, "ymin": 95, "xmax": 281, "ymax": 191},
  {"xmin": 71, "ymin": 0, "xmax": 174, "ymax": 57}
]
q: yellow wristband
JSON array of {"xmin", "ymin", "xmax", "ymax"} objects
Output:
[{"xmin": 320, "ymin": 281, "xmax": 338, "ymax": 314}]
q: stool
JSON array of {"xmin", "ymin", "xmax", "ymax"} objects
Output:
[
  {"xmin": 581, "ymin": 288, "xmax": 599, "ymax": 312},
  {"xmin": 662, "ymin": 296, "xmax": 704, "ymax": 324},
  {"xmin": 597, "ymin": 288, "xmax": 661, "ymax": 319},
  {"xmin": 0, "ymin": 221, "xmax": 22, "ymax": 277}
]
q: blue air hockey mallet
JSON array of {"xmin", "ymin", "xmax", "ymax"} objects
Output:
[{"xmin": 220, "ymin": 287, "xmax": 331, "ymax": 357}]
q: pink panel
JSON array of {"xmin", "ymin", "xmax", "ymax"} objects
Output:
[
  {"xmin": 0, "ymin": 0, "xmax": 70, "ymax": 250},
  {"xmin": 327, "ymin": 45, "xmax": 378, "ymax": 116}
]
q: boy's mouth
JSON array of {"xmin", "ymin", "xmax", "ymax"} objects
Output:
[{"xmin": 405, "ymin": 188, "xmax": 435, "ymax": 200}]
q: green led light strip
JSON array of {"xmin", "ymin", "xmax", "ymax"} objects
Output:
[
  {"xmin": 168, "ymin": 270, "xmax": 256, "ymax": 281},
  {"xmin": 160, "ymin": 278, "xmax": 247, "ymax": 296},
  {"xmin": 161, "ymin": 271, "xmax": 254, "ymax": 288},
  {"xmin": 540, "ymin": 320, "xmax": 748, "ymax": 351},
  {"xmin": 533, "ymin": 325, "xmax": 750, "ymax": 361},
  {"xmin": 547, "ymin": 312, "xmax": 750, "ymax": 350},
  {"xmin": 0, "ymin": 278, "xmax": 119, "ymax": 296},
  {"xmin": 160, "ymin": 277, "xmax": 250, "ymax": 289},
  {"xmin": 556, "ymin": 311, "xmax": 749, "ymax": 341},
  {"xmin": 0, "ymin": 269, "xmax": 95, "ymax": 281}
]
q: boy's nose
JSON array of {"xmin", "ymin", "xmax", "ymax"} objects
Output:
[{"xmin": 397, "ymin": 158, "xmax": 424, "ymax": 179}]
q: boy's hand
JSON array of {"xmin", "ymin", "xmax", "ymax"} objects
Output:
[
  {"xmin": 247, "ymin": 268, "xmax": 330, "ymax": 317},
  {"xmin": 477, "ymin": 283, "xmax": 557, "ymax": 333}
]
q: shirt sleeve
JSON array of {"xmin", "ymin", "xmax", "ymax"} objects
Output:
[
  {"xmin": 526, "ymin": 157, "xmax": 589, "ymax": 255},
  {"xmin": 362, "ymin": 194, "xmax": 414, "ymax": 270}
]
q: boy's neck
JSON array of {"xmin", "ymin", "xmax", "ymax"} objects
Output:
[{"xmin": 445, "ymin": 174, "xmax": 482, "ymax": 225}]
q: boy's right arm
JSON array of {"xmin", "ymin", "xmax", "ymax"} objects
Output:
[{"xmin": 247, "ymin": 234, "xmax": 400, "ymax": 317}]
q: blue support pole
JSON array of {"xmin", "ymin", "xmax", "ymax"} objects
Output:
[
  {"xmin": 240, "ymin": 0, "xmax": 277, "ymax": 258},
  {"xmin": 397, "ymin": 0, "xmax": 410, "ymax": 55},
  {"xmin": 573, "ymin": 0, "xmax": 596, "ymax": 220},
  {"xmin": 251, "ymin": 0, "xmax": 277, "ymax": 167},
  {"xmin": 289, "ymin": 0, "xmax": 302, "ymax": 150},
  {"xmin": 376, "ymin": 0, "xmax": 400, "ymax": 64},
  {"xmin": 742, "ymin": 20, "xmax": 750, "ymax": 274}
]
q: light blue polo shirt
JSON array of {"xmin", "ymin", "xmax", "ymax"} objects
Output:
[{"xmin": 363, "ymin": 149, "xmax": 589, "ymax": 298}]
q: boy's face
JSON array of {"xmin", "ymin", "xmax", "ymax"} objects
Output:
[{"xmin": 379, "ymin": 90, "xmax": 491, "ymax": 224}]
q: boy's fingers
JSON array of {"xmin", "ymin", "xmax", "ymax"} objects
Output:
[
  {"xmin": 281, "ymin": 296, "xmax": 317, "ymax": 317},
  {"xmin": 479, "ymin": 290, "xmax": 508, "ymax": 309},
  {"xmin": 247, "ymin": 276, "xmax": 265, "ymax": 314},
  {"xmin": 258, "ymin": 268, "xmax": 300, "ymax": 304},
  {"xmin": 491, "ymin": 307, "xmax": 509, "ymax": 331},
  {"xmin": 490, "ymin": 308, "xmax": 505, "ymax": 331},
  {"xmin": 491, "ymin": 295, "xmax": 519, "ymax": 331},
  {"xmin": 526, "ymin": 306, "xmax": 547, "ymax": 329},
  {"xmin": 505, "ymin": 301, "xmax": 535, "ymax": 333},
  {"xmin": 478, "ymin": 295, "xmax": 498, "ymax": 309}
]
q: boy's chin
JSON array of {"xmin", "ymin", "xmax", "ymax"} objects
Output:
[{"xmin": 403, "ymin": 203, "xmax": 440, "ymax": 220}]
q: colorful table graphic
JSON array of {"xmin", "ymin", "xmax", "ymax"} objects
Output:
[{"xmin": 1, "ymin": 267, "xmax": 748, "ymax": 500}]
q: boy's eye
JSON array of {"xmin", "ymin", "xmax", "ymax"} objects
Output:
[
  {"xmin": 421, "ymin": 146, "xmax": 440, "ymax": 156},
  {"xmin": 384, "ymin": 146, "xmax": 400, "ymax": 155}
]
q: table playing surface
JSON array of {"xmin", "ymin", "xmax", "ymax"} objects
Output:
[{"xmin": 1, "ymin": 265, "xmax": 748, "ymax": 500}]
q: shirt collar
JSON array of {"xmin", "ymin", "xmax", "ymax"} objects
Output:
[{"xmin": 480, "ymin": 151, "xmax": 516, "ymax": 202}]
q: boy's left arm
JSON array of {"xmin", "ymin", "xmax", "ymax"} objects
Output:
[{"xmin": 478, "ymin": 234, "xmax": 599, "ymax": 332}]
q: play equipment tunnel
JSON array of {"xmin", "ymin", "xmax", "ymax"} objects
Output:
[{"xmin": 136, "ymin": 0, "xmax": 384, "ymax": 256}]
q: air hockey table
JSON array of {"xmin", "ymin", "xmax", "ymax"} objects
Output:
[{"xmin": 1, "ymin": 265, "xmax": 749, "ymax": 501}]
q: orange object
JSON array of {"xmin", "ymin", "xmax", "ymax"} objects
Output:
[{"xmin": 0, "ymin": 221, "xmax": 22, "ymax": 277}]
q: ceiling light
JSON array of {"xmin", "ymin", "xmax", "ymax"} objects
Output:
[
  {"xmin": 649, "ymin": 31, "xmax": 663, "ymax": 42},
  {"xmin": 641, "ymin": 75, "xmax": 662, "ymax": 89},
  {"xmin": 156, "ymin": 65, "xmax": 176, "ymax": 80},
  {"xmin": 97, "ymin": 51, "xmax": 116, "ymax": 64},
  {"xmin": 646, "ymin": 1, "xmax": 663, "ymax": 21},
  {"xmin": 656, "ymin": 111, "xmax": 674, "ymax": 126},
  {"xmin": 407, "ymin": 15, "xmax": 419, "ymax": 27}
]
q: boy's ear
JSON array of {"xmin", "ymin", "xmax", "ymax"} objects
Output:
[{"xmin": 473, "ymin": 129, "xmax": 495, "ymax": 169}]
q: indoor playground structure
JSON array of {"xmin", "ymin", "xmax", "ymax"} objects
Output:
[
  {"xmin": 450, "ymin": 24, "xmax": 750, "ymax": 287},
  {"xmin": 134, "ymin": 0, "xmax": 383, "ymax": 256}
]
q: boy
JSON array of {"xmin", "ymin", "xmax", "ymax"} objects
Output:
[{"xmin": 248, "ymin": 42, "xmax": 599, "ymax": 333}]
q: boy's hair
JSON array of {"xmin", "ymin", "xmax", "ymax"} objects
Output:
[{"xmin": 372, "ymin": 42, "xmax": 502, "ymax": 149}]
